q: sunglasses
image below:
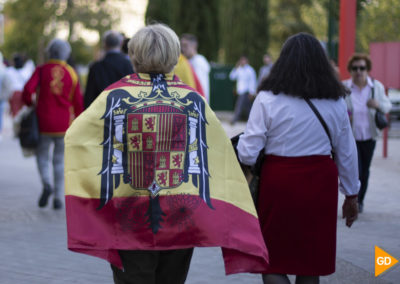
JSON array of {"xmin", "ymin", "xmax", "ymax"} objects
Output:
[{"xmin": 351, "ymin": 66, "xmax": 367, "ymax": 72}]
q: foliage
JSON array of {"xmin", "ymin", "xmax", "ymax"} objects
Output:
[
  {"xmin": 268, "ymin": 0, "xmax": 314, "ymax": 60},
  {"xmin": 356, "ymin": 0, "xmax": 400, "ymax": 52},
  {"xmin": 301, "ymin": 0, "xmax": 329, "ymax": 41},
  {"xmin": 145, "ymin": 0, "xmax": 399, "ymax": 70},
  {"xmin": 145, "ymin": 0, "xmax": 219, "ymax": 61},
  {"xmin": 2, "ymin": 0, "xmax": 122, "ymax": 65},
  {"xmin": 219, "ymin": 0, "xmax": 269, "ymax": 71},
  {"xmin": 69, "ymin": 38, "xmax": 95, "ymax": 66},
  {"xmin": 57, "ymin": 0, "xmax": 120, "ymax": 42},
  {"xmin": 2, "ymin": 0, "xmax": 55, "ymax": 63},
  {"xmin": 145, "ymin": 0, "xmax": 172, "ymax": 25}
]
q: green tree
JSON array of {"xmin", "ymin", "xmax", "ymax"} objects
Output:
[
  {"xmin": 356, "ymin": 0, "xmax": 400, "ymax": 52},
  {"xmin": 145, "ymin": 0, "xmax": 219, "ymax": 61},
  {"xmin": 2, "ymin": 0, "xmax": 122, "ymax": 65},
  {"xmin": 57, "ymin": 0, "xmax": 120, "ymax": 43},
  {"xmin": 219, "ymin": 0, "xmax": 269, "ymax": 70},
  {"xmin": 2, "ymin": 0, "xmax": 55, "ymax": 63},
  {"xmin": 145, "ymin": 0, "xmax": 173, "ymax": 25},
  {"xmin": 268, "ymin": 0, "xmax": 313, "ymax": 59}
]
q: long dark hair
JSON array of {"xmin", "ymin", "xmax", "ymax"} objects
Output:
[{"xmin": 258, "ymin": 33, "xmax": 348, "ymax": 100}]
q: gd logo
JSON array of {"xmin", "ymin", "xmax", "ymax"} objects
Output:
[{"xmin": 375, "ymin": 246, "xmax": 399, "ymax": 277}]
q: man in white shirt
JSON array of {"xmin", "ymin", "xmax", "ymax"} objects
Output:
[
  {"xmin": 180, "ymin": 34, "xmax": 211, "ymax": 102},
  {"xmin": 229, "ymin": 56, "xmax": 257, "ymax": 124}
]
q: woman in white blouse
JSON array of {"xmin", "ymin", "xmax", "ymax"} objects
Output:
[
  {"xmin": 343, "ymin": 53, "xmax": 392, "ymax": 214},
  {"xmin": 237, "ymin": 33, "xmax": 359, "ymax": 284}
]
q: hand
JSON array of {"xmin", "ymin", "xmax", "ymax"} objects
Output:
[
  {"xmin": 342, "ymin": 196, "xmax": 358, "ymax": 227},
  {"xmin": 367, "ymin": 99, "xmax": 379, "ymax": 109}
]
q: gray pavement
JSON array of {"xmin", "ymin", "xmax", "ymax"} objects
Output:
[{"xmin": 0, "ymin": 112, "xmax": 399, "ymax": 283}]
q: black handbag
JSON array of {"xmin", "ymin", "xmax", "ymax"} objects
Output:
[
  {"xmin": 19, "ymin": 108, "xmax": 39, "ymax": 149},
  {"xmin": 375, "ymin": 110, "xmax": 388, "ymax": 130},
  {"xmin": 371, "ymin": 80, "xmax": 388, "ymax": 130},
  {"xmin": 231, "ymin": 133, "xmax": 263, "ymax": 206}
]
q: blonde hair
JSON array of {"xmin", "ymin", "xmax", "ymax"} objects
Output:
[{"xmin": 128, "ymin": 24, "xmax": 180, "ymax": 74}]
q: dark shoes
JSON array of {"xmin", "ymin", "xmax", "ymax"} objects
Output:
[
  {"xmin": 53, "ymin": 198, "xmax": 63, "ymax": 210},
  {"xmin": 38, "ymin": 188, "xmax": 63, "ymax": 210},
  {"xmin": 38, "ymin": 189, "xmax": 52, "ymax": 208}
]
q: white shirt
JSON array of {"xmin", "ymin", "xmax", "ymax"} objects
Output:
[
  {"xmin": 349, "ymin": 77, "xmax": 374, "ymax": 140},
  {"xmin": 237, "ymin": 91, "xmax": 360, "ymax": 196},
  {"xmin": 1, "ymin": 66, "xmax": 31, "ymax": 100},
  {"xmin": 229, "ymin": 64, "xmax": 257, "ymax": 95},
  {"xmin": 190, "ymin": 54, "xmax": 210, "ymax": 102}
]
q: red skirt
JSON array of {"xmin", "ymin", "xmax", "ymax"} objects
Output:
[{"xmin": 257, "ymin": 155, "xmax": 338, "ymax": 276}]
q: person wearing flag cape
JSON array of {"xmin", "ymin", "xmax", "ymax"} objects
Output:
[{"xmin": 65, "ymin": 24, "xmax": 268, "ymax": 283}]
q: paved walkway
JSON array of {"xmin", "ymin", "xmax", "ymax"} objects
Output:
[{"xmin": 0, "ymin": 112, "xmax": 399, "ymax": 283}]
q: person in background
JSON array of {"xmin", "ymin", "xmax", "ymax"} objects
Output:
[
  {"xmin": 229, "ymin": 55, "xmax": 257, "ymax": 125},
  {"xmin": 0, "ymin": 52, "xmax": 8, "ymax": 141},
  {"xmin": 22, "ymin": 39, "xmax": 83, "ymax": 210},
  {"xmin": 237, "ymin": 33, "xmax": 359, "ymax": 284},
  {"xmin": 84, "ymin": 30, "xmax": 133, "ymax": 108},
  {"xmin": 343, "ymin": 53, "xmax": 392, "ymax": 213},
  {"xmin": 257, "ymin": 53, "xmax": 273, "ymax": 87},
  {"xmin": 174, "ymin": 53, "xmax": 205, "ymax": 97},
  {"xmin": 180, "ymin": 33, "xmax": 210, "ymax": 102},
  {"xmin": 2, "ymin": 53, "xmax": 35, "ymax": 118}
]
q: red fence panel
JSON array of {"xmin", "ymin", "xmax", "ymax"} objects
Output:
[{"xmin": 370, "ymin": 42, "xmax": 400, "ymax": 89}]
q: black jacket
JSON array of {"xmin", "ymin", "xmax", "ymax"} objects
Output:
[{"xmin": 84, "ymin": 51, "xmax": 134, "ymax": 108}]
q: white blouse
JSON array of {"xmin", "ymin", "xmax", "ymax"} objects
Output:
[
  {"xmin": 349, "ymin": 77, "xmax": 374, "ymax": 140},
  {"xmin": 237, "ymin": 91, "xmax": 360, "ymax": 196}
]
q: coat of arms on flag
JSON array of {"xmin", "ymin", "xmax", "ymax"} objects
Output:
[
  {"xmin": 125, "ymin": 112, "xmax": 187, "ymax": 192},
  {"xmin": 98, "ymin": 74, "xmax": 211, "ymax": 232}
]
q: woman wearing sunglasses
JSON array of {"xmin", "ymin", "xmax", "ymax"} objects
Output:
[{"xmin": 343, "ymin": 53, "xmax": 392, "ymax": 213}]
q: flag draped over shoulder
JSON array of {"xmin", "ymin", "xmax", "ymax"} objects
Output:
[{"xmin": 65, "ymin": 72, "xmax": 268, "ymax": 274}]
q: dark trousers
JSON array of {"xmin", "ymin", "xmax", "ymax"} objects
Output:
[
  {"xmin": 356, "ymin": 139, "xmax": 376, "ymax": 205},
  {"xmin": 111, "ymin": 248, "xmax": 194, "ymax": 284},
  {"xmin": 231, "ymin": 93, "xmax": 251, "ymax": 124}
]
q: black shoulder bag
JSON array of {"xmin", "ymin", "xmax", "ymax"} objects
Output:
[
  {"xmin": 371, "ymin": 80, "xmax": 389, "ymax": 130},
  {"xmin": 19, "ymin": 108, "xmax": 39, "ymax": 149},
  {"xmin": 19, "ymin": 67, "xmax": 40, "ymax": 150}
]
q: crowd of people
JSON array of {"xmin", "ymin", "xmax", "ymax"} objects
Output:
[{"xmin": 0, "ymin": 22, "xmax": 392, "ymax": 284}]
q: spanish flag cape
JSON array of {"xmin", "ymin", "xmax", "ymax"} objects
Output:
[{"xmin": 65, "ymin": 72, "xmax": 269, "ymax": 274}]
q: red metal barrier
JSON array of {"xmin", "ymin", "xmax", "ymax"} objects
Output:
[
  {"xmin": 370, "ymin": 43, "xmax": 400, "ymax": 158},
  {"xmin": 338, "ymin": 0, "xmax": 356, "ymax": 80}
]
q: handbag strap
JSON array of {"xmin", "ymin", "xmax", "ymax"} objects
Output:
[
  {"xmin": 371, "ymin": 78, "xmax": 375, "ymax": 99},
  {"xmin": 304, "ymin": 98, "xmax": 334, "ymax": 155}
]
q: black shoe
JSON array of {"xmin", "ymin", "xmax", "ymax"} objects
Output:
[
  {"xmin": 38, "ymin": 189, "xmax": 52, "ymax": 208},
  {"xmin": 53, "ymin": 198, "xmax": 63, "ymax": 210}
]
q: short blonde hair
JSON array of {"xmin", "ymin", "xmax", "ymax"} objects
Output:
[{"xmin": 128, "ymin": 24, "xmax": 180, "ymax": 74}]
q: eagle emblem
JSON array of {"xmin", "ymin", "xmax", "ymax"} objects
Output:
[{"xmin": 98, "ymin": 74, "xmax": 211, "ymax": 233}]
